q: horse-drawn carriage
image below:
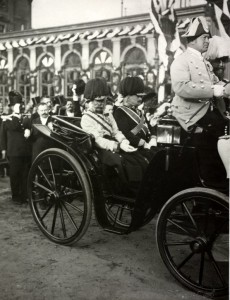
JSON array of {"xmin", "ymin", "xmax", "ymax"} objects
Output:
[{"xmin": 27, "ymin": 114, "xmax": 229, "ymax": 298}]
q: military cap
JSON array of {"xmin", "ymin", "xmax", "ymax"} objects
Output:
[
  {"xmin": 84, "ymin": 78, "xmax": 109, "ymax": 101},
  {"xmin": 8, "ymin": 90, "xmax": 23, "ymax": 106},
  {"xmin": 119, "ymin": 76, "xmax": 145, "ymax": 97}
]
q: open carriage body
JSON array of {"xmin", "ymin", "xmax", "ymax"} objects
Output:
[{"xmin": 27, "ymin": 115, "xmax": 229, "ymax": 298}]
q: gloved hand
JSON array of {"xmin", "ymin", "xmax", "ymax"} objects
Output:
[
  {"xmin": 213, "ymin": 85, "xmax": 224, "ymax": 97},
  {"xmin": 148, "ymin": 136, "xmax": 157, "ymax": 147},
  {"xmin": 224, "ymin": 83, "xmax": 230, "ymax": 98},
  {"xmin": 120, "ymin": 140, "xmax": 137, "ymax": 152},
  {"xmin": 47, "ymin": 122, "xmax": 53, "ymax": 131},
  {"xmin": 24, "ymin": 129, "xmax": 31, "ymax": 139},
  {"xmin": 2, "ymin": 150, "xmax": 6, "ymax": 159},
  {"xmin": 143, "ymin": 142, "xmax": 151, "ymax": 149}
]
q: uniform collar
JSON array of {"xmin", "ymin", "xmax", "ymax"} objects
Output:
[{"xmin": 187, "ymin": 47, "xmax": 204, "ymax": 60}]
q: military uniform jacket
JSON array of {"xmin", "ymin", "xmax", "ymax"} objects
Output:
[
  {"xmin": 0, "ymin": 116, "xmax": 31, "ymax": 157},
  {"xmin": 114, "ymin": 106, "xmax": 150, "ymax": 147},
  {"xmin": 81, "ymin": 110, "xmax": 126, "ymax": 151},
  {"xmin": 170, "ymin": 48, "xmax": 226, "ymax": 131}
]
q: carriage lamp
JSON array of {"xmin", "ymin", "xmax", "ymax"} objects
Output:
[{"xmin": 156, "ymin": 117, "xmax": 181, "ymax": 145}]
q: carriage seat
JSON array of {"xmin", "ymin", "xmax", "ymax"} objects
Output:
[{"xmin": 51, "ymin": 115, "xmax": 95, "ymax": 154}]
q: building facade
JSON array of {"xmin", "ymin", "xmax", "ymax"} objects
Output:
[{"xmin": 0, "ymin": 4, "xmax": 224, "ymax": 106}]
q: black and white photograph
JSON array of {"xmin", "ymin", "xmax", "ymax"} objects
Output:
[{"xmin": 0, "ymin": 0, "xmax": 229, "ymax": 299}]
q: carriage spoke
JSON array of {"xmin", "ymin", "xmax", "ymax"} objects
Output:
[
  {"xmin": 177, "ymin": 251, "xmax": 194, "ymax": 270},
  {"xmin": 59, "ymin": 190, "xmax": 83, "ymax": 199},
  {"xmin": 59, "ymin": 204, "xmax": 67, "ymax": 238},
  {"xmin": 37, "ymin": 166, "xmax": 53, "ymax": 189},
  {"xmin": 198, "ymin": 251, "xmax": 205, "ymax": 285},
  {"xmin": 207, "ymin": 250, "xmax": 227, "ymax": 287},
  {"xmin": 182, "ymin": 202, "xmax": 198, "ymax": 231},
  {"xmin": 209, "ymin": 218, "xmax": 228, "ymax": 244},
  {"xmin": 48, "ymin": 157, "xmax": 56, "ymax": 188},
  {"xmin": 167, "ymin": 218, "xmax": 194, "ymax": 236},
  {"xmin": 40, "ymin": 204, "xmax": 54, "ymax": 221},
  {"xmin": 64, "ymin": 200, "xmax": 84, "ymax": 214},
  {"xmin": 51, "ymin": 204, "xmax": 58, "ymax": 234},
  {"xmin": 33, "ymin": 181, "xmax": 53, "ymax": 194},
  {"xmin": 164, "ymin": 241, "xmax": 192, "ymax": 246},
  {"xmin": 62, "ymin": 201, "xmax": 79, "ymax": 231}
]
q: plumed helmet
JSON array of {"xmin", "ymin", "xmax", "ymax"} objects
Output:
[
  {"xmin": 74, "ymin": 79, "xmax": 86, "ymax": 95},
  {"xmin": 181, "ymin": 16, "xmax": 211, "ymax": 38},
  {"xmin": 8, "ymin": 90, "xmax": 23, "ymax": 106},
  {"xmin": 84, "ymin": 78, "xmax": 109, "ymax": 101},
  {"xmin": 119, "ymin": 76, "xmax": 145, "ymax": 97}
]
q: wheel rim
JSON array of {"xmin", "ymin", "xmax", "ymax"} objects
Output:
[
  {"xmin": 105, "ymin": 200, "xmax": 133, "ymax": 228},
  {"xmin": 157, "ymin": 193, "xmax": 229, "ymax": 296},
  {"xmin": 28, "ymin": 151, "xmax": 92, "ymax": 244}
]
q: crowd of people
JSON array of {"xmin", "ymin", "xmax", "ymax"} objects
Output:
[{"xmin": 0, "ymin": 16, "xmax": 229, "ymax": 205}]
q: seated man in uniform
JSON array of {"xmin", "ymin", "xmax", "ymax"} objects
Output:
[
  {"xmin": 81, "ymin": 77, "xmax": 148, "ymax": 196},
  {"xmin": 114, "ymin": 77, "xmax": 157, "ymax": 161}
]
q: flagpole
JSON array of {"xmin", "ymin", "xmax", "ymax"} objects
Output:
[{"xmin": 121, "ymin": 0, "xmax": 124, "ymax": 17}]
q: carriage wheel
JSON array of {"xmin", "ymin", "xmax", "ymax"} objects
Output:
[
  {"xmin": 156, "ymin": 188, "xmax": 229, "ymax": 298},
  {"xmin": 105, "ymin": 200, "xmax": 134, "ymax": 229},
  {"xmin": 105, "ymin": 199, "xmax": 155, "ymax": 229},
  {"xmin": 28, "ymin": 148, "xmax": 92, "ymax": 245}
]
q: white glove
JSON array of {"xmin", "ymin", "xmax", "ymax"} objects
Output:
[
  {"xmin": 224, "ymin": 83, "xmax": 230, "ymax": 98},
  {"xmin": 120, "ymin": 140, "xmax": 137, "ymax": 152},
  {"xmin": 213, "ymin": 85, "xmax": 224, "ymax": 97},
  {"xmin": 24, "ymin": 129, "xmax": 31, "ymax": 139},
  {"xmin": 2, "ymin": 150, "xmax": 6, "ymax": 159},
  {"xmin": 148, "ymin": 136, "xmax": 157, "ymax": 147},
  {"xmin": 47, "ymin": 122, "xmax": 53, "ymax": 131},
  {"xmin": 143, "ymin": 142, "xmax": 151, "ymax": 149}
]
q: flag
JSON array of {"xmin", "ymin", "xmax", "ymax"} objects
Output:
[
  {"xmin": 149, "ymin": 0, "xmax": 177, "ymax": 101},
  {"xmin": 206, "ymin": 0, "xmax": 230, "ymax": 37}
]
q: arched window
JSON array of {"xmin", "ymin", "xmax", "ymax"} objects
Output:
[
  {"xmin": 92, "ymin": 50, "xmax": 112, "ymax": 82},
  {"xmin": 123, "ymin": 47, "xmax": 147, "ymax": 78},
  {"xmin": 16, "ymin": 57, "xmax": 30, "ymax": 105},
  {"xmin": 64, "ymin": 52, "xmax": 82, "ymax": 99},
  {"xmin": 39, "ymin": 54, "xmax": 55, "ymax": 97},
  {"xmin": 0, "ymin": 57, "xmax": 8, "ymax": 107}
]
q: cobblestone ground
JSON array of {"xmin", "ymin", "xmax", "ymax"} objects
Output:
[{"xmin": 0, "ymin": 176, "xmax": 227, "ymax": 300}]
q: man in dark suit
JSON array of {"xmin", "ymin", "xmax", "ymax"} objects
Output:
[
  {"xmin": 0, "ymin": 91, "xmax": 31, "ymax": 204},
  {"xmin": 31, "ymin": 103, "xmax": 53, "ymax": 161}
]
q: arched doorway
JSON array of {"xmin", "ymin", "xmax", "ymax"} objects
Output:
[
  {"xmin": 16, "ymin": 57, "xmax": 30, "ymax": 105},
  {"xmin": 92, "ymin": 50, "xmax": 112, "ymax": 83},
  {"xmin": 0, "ymin": 57, "xmax": 8, "ymax": 107},
  {"xmin": 39, "ymin": 54, "xmax": 55, "ymax": 97},
  {"xmin": 64, "ymin": 52, "xmax": 82, "ymax": 99},
  {"xmin": 122, "ymin": 47, "xmax": 148, "ymax": 78}
]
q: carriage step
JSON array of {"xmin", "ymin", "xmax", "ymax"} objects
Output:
[{"xmin": 104, "ymin": 193, "xmax": 135, "ymax": 204}]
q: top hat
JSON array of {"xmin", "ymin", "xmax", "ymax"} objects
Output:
[
  {"xmin": 74, "ymin": 79, "xmax": 86, "ymax": 95},
  {"xmin": 54, "ymin": 95, "xmax": 66, "ymax": 106},
  {"xmin": 119, "ymin": 76, "xmax": 145, "ymax": 97},
  {"xmin": 84, "ymin": 78, "xmax": 109, "ymax": 101},
  {"xmin": 31, "ymin": 96, "xmax": 41, "ymax": 106},
  {"xmin": 8, "ymin": 91, "xmax": 23, "ymax": 106},
  {"xmin": 181, "ymin": 16, "xmax": 211, "ymax": 38}
]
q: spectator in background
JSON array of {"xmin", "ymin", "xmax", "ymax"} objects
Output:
[
  {"xmin": 72, "ymin": 79, "xmax": 86, "ymax": 114},
  {"xmin": 0, "ymin": 91, "xmax": 31, "ymax": 204},
  {"xmin": 31, "ymin": 103, "xmax": 53, "ymax": 161}
]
